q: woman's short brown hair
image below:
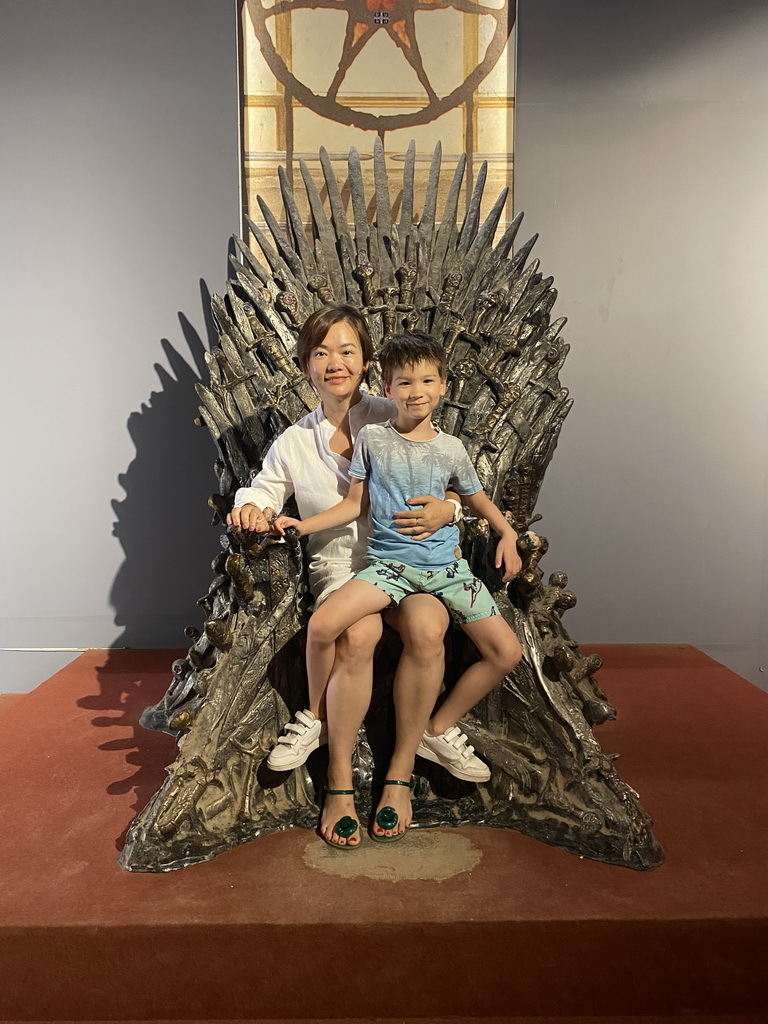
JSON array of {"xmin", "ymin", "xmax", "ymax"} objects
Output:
[{"xmin": 296, "ymin": 304, "xmax": 374, "ymax": 373}]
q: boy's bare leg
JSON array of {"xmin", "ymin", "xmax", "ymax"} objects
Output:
[
  {"xmin": 308, "ymin": 612, "xmax": 381, "ymax": 720},
  {"xmin": 375, "ymin": 594, "xmax": 450, "ymax": 837},
  {"xmin": 428, "ymin": 616, "xmax": 522, "ymax": 736},
  {"xmin": 319, "ymin": 613, "xmax": 382, "ymax": 846},
  {"xmin": 307, "ymin": 581, "xmax": 391, "ymax": 845},
  {"xmin": 306, "ymin": 581, "xmax": 391, "ymax": 716}
]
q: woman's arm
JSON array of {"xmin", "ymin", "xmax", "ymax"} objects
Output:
[
  {"xmin": 226, "ymin": 435, "xmax": 295, "ymax": 533},
  {"xmin": 391, "ymin": 491, "xmax": 459, "ymax": 540},
  {"xmin": 463, "ymin": 490, "xmax": 522, "ymax": 582},
  {"xmin": 273, "ymin": 478, "xmax": 368, "ymax": 537}
]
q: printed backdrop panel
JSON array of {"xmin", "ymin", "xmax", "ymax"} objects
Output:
[{"xmin": 241, "ymin": 0, "xmax": 516, "ymax": 231}]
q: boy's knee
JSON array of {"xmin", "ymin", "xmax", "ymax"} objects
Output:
[
  {"xmin": 501, "ymin": 634, "xmax": 522, "ymax": 675},
  {"xmin": 307, "ymin": 609, "xmax": 339, "ymax": 647},
  {"xmin": 478, "ymin": 626, "xmax": 522, "ymax": 677},
  {"xmin": 336, "ymin": 616, "xmax": 382, "ymax": 662}
]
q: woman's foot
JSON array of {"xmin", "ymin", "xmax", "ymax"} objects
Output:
[
  {"xmin": 319, "ymin": 784, "xmax": 361, "ymax": 848},
  {"xmin": 371, "ymin": 778, "xmax": 413, "ymax": 840}
]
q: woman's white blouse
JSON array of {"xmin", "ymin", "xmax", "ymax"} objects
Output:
[{"xmin": 232, "ymin": 391, "xmax": 395, "ymax": 605}]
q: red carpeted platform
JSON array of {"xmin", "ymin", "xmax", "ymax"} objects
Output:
[{"xmin": 1, "ymin": 645, "xmax": 768, "ymax": 1023}]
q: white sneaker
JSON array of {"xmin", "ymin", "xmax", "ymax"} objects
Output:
[
  {"xmin": 266, "ymin": 709, "xmax": 327, "ymax": 770},
  {"xmin": 417, "ymin": 725, "xmax": 491, "ymax": 782}
]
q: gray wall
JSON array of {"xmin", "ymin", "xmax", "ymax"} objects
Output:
[
  {"xmin": 0, "ymin": 0, "xmax": 240, "ymax": 689},
  {"xmin": 3, "ymin": 0, "xmax": 767, "ymax": 692},
  {"xmin": 515, "ymin": 0, "xmax": 768, "ymax": 687}
]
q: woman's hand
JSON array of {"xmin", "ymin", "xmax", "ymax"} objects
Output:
[
  {"xmin": 271, "ymin": 515, "xmax": 303, "ymax": 537},
  {"xmin": 496, "ymin": 533, "xmax": 523, "ymax": 582},
  {"xmin": 227, "ymin": 503, "xmax": 270, "ymax": 533},
  {"xmin": 392, "ymin": 495, "xmax": 454, "ymax": 541}
]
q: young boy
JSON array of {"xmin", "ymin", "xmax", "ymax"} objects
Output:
[{"xmin": 273, "ymin": 331, "xmax": 522, "ymax": 841}]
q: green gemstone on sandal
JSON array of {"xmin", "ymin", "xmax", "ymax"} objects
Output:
[
  {"xmin": 376, "ymin": 805, "xmax": 398, "ymax": 830},
  {"xmin": 335, "ymin": 815, "xmax": 358, "ymax": 839}
]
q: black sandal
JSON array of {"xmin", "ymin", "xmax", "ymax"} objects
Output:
[
  {"xmin": 369, "ymin": 778, "xmax": 414, "ymax": 844},
  {"xmin": 320, "ymin": 787, "xmax": 361, "ymax": 850}
]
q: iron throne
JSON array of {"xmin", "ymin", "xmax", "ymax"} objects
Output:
[{"xmin": 119, "ymin": 141, "xmax": 664, "ymax": 873}]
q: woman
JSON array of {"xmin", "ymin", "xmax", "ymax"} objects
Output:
[{"xmin": 227, "ymin": 305, "xmax": 490, "ymax": 847}]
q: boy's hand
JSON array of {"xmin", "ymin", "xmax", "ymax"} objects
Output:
[
  {"xmin": 227, "ymin": 503, "xmax": 270, "ymax": 533},
  {"xmin": 271, "ymin": 515, "xmax": 302, "ymax": 537},
  {"xmin": 392, "ymin": 495, "xmax": 453, "ymax": 541},
  {"xmin": 496, "ymin": 534, "xmax": 522, "ymax": 582}
]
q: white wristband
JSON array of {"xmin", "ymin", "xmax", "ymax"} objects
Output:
[{"xmin": 447, "ymin": 499, "xmax": 463, "ymax": 524}]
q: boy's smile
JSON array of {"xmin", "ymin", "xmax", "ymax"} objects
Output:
[{"xmin": 384, "ymin": 359, "xmax": 446, "ymax": 428}]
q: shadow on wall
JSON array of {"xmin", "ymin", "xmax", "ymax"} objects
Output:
[
  {"xmin": 109, "ymin": 281, "xmax": 223, "ymax": 649},
  {"xmin": 80, "ymin": 283, "xmax": 226, "ymax": 850}
]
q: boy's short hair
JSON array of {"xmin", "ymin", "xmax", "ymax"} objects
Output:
[
  {"xmin": 378, "ymin": 330, "xmax": 445, "ymax": 384},
  {"xmin": 296, "ymin": 303, "xmax": 373, "ymax": 373}
]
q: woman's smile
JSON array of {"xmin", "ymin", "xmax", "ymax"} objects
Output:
[{"xmin": 307, "ymin": 321, "xmax": 367, "ymax": 400}]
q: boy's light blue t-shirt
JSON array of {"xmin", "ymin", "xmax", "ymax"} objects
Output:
[{"xmin": 349, "ymin": 421, "xmax": 483, "ymax": 569}]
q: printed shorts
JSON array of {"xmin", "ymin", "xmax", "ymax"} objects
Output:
[{"xmin": 354, "ymin": 558, "xmax": 499, "ymax": 625}]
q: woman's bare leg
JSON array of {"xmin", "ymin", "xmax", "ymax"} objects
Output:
[
  {"xmin": 319, "ymin": 612, "xmax": 382, "ymax": 846},
  {"xmin": 373, "ymin": 594, "xmax": 450, "ymax": 837},
  {"xmin": 307, "ymin": 581, "xmax": 390, "ymax": 845}
]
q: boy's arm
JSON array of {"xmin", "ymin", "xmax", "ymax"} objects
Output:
[
  {"xmin": 463, "ymin": 489, "xmax": 522, "ymax": 582},
  {"xmin": 272, "ymin": 477, "xmax": 368, "ymax": 537}
]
